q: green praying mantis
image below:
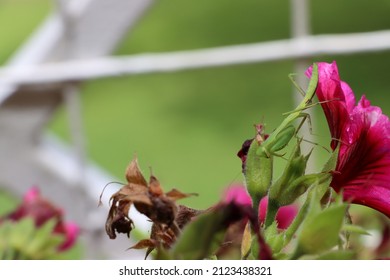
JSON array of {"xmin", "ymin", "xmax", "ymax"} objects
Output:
[
  {"xmin": 257, "ymin": 63, "xmax": 319, "ymax": 158},
  {"xmin": 244, "ymin": 63, "xmax": 319, "ymax": 213}
]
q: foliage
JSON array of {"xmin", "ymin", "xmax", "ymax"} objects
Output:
[{"xmin": 0, "ymin": 188, "xmax": 80, "ymax": 260}]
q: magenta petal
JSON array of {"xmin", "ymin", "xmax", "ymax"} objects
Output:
[
  {"xmin": 275, "ymin": 205, "xmax": 298, "ymax": 229},
  {"xmin": 259, "ymin": 197, "xmax": 297, "ymax": 229},
  {"xmin": 310, "ymin": 62, "xmax": 390, "ymax": 217},
  {"xmin": 57, "ymin": 222, "xmax": 80, "ymax": 251},
  {"xmin": 23, "ymin": 186, "xmax": 40, "ymax": 203},
  {"xmin": 344, "ymin": 186, "xmax": 390, "ymax": 218},
  {"xmin": 259, "ymin": 197, "xmax": 267, "ymax": 223},
  {"xmin": 333, "ymin": 96, "xmax": 390, "ymax": 216},
  {"xmin": 223, "ymin": 185, "xmax": 252, "ymax": 207},
  {"xmin": 306, "ymin": 61, "xmax": 356, "ymax": 150},
  {"xmin": 224, "ymin": 186, "xmax": 297, "ymax": 229}
]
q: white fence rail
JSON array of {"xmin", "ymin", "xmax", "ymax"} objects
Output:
[
  {"xmin": 1, "ymin": 0, "xmax": 389, "ymax": 259},
  {"xmin": 2, "ymin": 30, "xmax": 390, "ymax": 86}
]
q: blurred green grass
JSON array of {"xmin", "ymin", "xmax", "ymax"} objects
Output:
[
  {"xmin": 0, "ymin": 0, "xmax": 52, "ymax": 64},
  {"xmin": 1, "ymin": 0, "xmax": 390, "ymax": 213}
]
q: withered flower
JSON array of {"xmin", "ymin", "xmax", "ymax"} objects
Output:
[
  {"xmin": 131, "ymin": 205, "xmax": 202, "ymax": 258},
  {"xmin": 102, "ymin": 156, "xmax": 197, "ymax": 256}
]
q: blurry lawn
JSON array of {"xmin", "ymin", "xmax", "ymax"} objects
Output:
[
  {"xmin": 0, "ymin": 0, "xmax": 52, "ymax": 64},
  {"xmin": 0, "ymin": 190, "xmax": 17, "ymax": 216},
  {"xmin": 52, "ymin": 61, "xmax": 296, "ymax": 209},
  {"xmin": 1, "ymin": 0, "xmax": 390, "ymax": 213}
]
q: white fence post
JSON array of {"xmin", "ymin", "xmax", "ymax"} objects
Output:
[{"xmin": 0, "ymin": 0, "xmax": 153, "ymax": 259}]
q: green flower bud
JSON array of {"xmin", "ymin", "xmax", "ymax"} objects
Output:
[
  {"xmin": 281, "ymin": 173, "xmax": 329, "ymax": 205},
  {"xmin": 268, "ymin": 140, "xmax": 309, "ymax": 206},
  {"xmin": 245, "ymin": 125, "xmax": 273, "ymax": 210}
]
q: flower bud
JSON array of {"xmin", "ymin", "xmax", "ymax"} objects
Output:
[
  {"xmin": 268, "ymin": 141, "xmax": 308, "ymax": 206},
  {"xmin": 281, "ymin": 173, "xmax": 329, "ymax": 205},
  {"xmin": 244, "ymin": 124, "xmax": 273, "ymax": 209}
]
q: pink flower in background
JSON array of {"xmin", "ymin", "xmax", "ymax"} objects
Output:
[
  {"xmin": 5, "ymin": 187, "xmax": 79, "ymax": 251},
  {"xmin": 224, "ymin": 185, "xmax": 297, "ymax": 229},
  {"xmin": 224, "ymin": 185, "xmax": 252, "ymax": 206},
  {"xmin": 54, "ymin": 221, "xmax": 79, "ymax": 251},
  {"xmin": 258, "ymin": 198, "xmax": 297, "ymax": 230},
  {"xmin": 306, "ymin": 62, "xmax": 390, "ymax": 217}
]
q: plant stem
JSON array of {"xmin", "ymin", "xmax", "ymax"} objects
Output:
[
  {"xmin": 284, "ymin": 190, "xmax": 312, "ymax": 244},
  {"xmin": 252, "ymin": 196, "xmax": 261, "ymax": 218},
  {"xmin": 264, "ymin": 199, "xmax": 279, "ymax": 228}
]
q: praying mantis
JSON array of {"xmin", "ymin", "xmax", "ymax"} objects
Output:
[
  {"xmin": 257, "ymin": 63, "xmax": 319, "ymax": 158},
  {"xmin": 244, "ymin": 64, "xmax": 319, "ymax": 213}
]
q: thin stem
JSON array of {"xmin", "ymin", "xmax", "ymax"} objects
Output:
[
  {"xmin": 252, "ymin": 196, "xmax": 261, "ymax": 219},
  {"xmin": 284, "ymin": 192, "xmax": 311, "ymax": 243}
]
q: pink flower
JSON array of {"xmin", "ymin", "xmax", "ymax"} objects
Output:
[
  {"xmin": 4, "ymin": 187, "xmax": 79, "ymax": 251},
  {"xmin": 54, "ymin": 221, "xmax": 79, "ymax": 251},
  {"xmin": 223, "ymin": 185, "xmax": 297, "ymax": 229},
  {"xmin": 306, "ymin": 62, "xmax": 390, "ymax": 217},
  {"xmin": 306, "ymin": 62, "xmax": 356, "ymax": 150}
]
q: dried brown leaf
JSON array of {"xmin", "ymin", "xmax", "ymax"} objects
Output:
[
  {"xmin": 149, "ymin": 175, "xmax": 164, "ymax": 196},
  {"xmin": 125, "ymin": 193, "xmax": 152, "ymax": 206},
  {"xmin": 125, "ymin": 157, "xmax": 148, "ymax": 186},
  {"xmin": 241, "ymin": 222, "xmax": 252, "ymax": 259},
  {"xmin": 175, "ymin": 205, "xmax": 203, "ymax": 228},
  {"xmin": 117, "ymin": 183, "xmax": 148, "ymax": 197},
  {"xmin": 129, "ymin": 239, "xmax": 157, "ymax": 250},
  {"xmin": 166, "ymin": 189, "xmax": 198, "ymax": 201}
]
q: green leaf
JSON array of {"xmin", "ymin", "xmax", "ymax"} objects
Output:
[
  {"xmin": 263, "ymin": 219, "xmax": 290, "ymax": 257},
  {"xmin": 38, "ymin": 235, "xmax": 65, "ymax": 259},
  {"xmin": 8, "ymin": 218, "xmax": 35, "ymax": 250},
  {"xmin": 169, "ymin": 204, "xmax": 242, "ymax": 260},
  {"xmin": 268, "ymin": 140, "xmax": 307, "ymax": 204},
  {"xmin": 169, "ymin": 208, "xmax": 229, "ymax": 259},
  {"xmin": 283, "ymin": 182, "xmax": 326, "ymax": 246},
  {"xmin": 0, "ymin": 221, "xmax": 11, "ymax": 251},
  {"xmin": 264, "ymin": 220, "xmax": 278, "ymax": 240},
  {"xmin": 263, "ymin": 221, "xmax": 283, "ymax": 254},
  {"xmin": 25, "ymin": 219, "xmax": 63, "ymax": 259},
  {"xmin": 0, "ymin": 218, "xmax": 69, "ymax": 260},
  {"xmin": 342, "ymin": 224, "xmax": 371, "ymax": 236},
  {"xmin": 250, "ymin": 235, "xmax": 259, "ymax": 260},
  {"xmin": 322, "ymin": 145, "xmax": 340, "ymax": 173},
  {"xmin": 169, "ymin": 202, "xmax": 259, "ymax": 260},
  {"xmin": 295, "ymin": 204, "xmax": 347, "ymax": 257},
  {"xmin": 315, "ymin": 250, "xmax": 356, "ymax": 260}
]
